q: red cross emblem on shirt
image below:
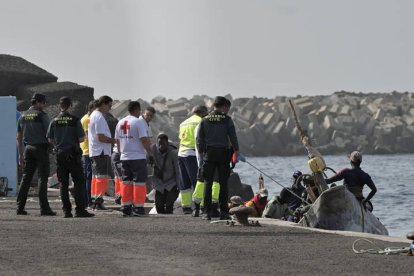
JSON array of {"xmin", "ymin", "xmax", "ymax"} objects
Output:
[{"xmin": 120, "ymin": 120, "xmax": 130, "ymax": 134}]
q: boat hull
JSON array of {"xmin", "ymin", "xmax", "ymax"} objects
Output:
[{"xmin": 299, "ymin": 185, "xmax": 389, "ymax": 235}]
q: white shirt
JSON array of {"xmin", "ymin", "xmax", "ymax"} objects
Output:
[
  {"xmin": 115, "ymin": 115, "xmax": 149, "ymax": 160},
  {"xmin": 139, "ymin": 116, "xmax": 153, "ymax": 138},
  {"xmin": 88, "ymin": 110, "xmax": 112, "ymax": 157}
]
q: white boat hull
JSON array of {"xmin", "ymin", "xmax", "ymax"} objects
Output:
[{"xmin": 299, "ymin": 185, "xmax": 389, "ymax": 235}]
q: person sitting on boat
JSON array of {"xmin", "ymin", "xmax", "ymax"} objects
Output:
[
  {"xmin": 244, "ymin": 188, "xmax": 268, "ymax": 217},
  {"xmin": 262, "ymin": 195, "xmax": 291, "ymax": 220},
  {"xmin": 325, "ymin": 151, "xmax": 377, "ymax": 210},
  {"xmin": 279, "ymin": 187, "xmax": 304, "ymax": 221}
]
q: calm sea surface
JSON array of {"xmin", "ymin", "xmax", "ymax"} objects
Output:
[{"xmin": 235, "ymin": 154, "xmax": 414, "ymax": 237}]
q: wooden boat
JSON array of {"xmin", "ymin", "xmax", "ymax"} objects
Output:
[{"xmin": 299, "ymin": 185, "xmax": 389, "ymax": 235}]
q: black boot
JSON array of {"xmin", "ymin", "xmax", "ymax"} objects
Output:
[
  {"xmin": 211, "ymin": 203, "xmax": 220, "ymax": 218},
  {"xmin": 192, "ymin": 203, "xmax": 200, "ymax": 217}
]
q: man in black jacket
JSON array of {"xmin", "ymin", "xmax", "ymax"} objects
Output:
[
  {"xmin": 47, "ymin": 97, "xmax": 94, "ymax": 218},
  {"xmin": 196, "ymin": 96, "xmax": 239, "ymax": 220}
]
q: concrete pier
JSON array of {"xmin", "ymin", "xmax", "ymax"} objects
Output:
[{"xmin": 0, "ymin": 194, "xmax": 412, "ymax": 275}]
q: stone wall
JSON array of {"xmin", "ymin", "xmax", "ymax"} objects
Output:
[{"xmin": 111, "ymin": 91, "xmax": 414, "ymax": 156}]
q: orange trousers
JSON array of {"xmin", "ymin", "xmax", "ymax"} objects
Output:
[
  {"xmin": 91, "ymin": 175, "xmax": 109, "ymax": 199},
  {"xmin": 121, "ymin": 181, "xmax": 147, "ymax": 207}
]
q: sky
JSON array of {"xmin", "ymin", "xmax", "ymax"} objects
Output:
[{"xmin": 1, "ymin": 0, "xmax": 414, "ymax": 101}]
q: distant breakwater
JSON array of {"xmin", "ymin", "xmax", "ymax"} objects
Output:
[
  {"xmin": 2, "ymin": 54, "xmax": 413, "ymax": 157},
  {"xmin": 112, "ymin": 91, "xmax": 414, "ymax": 156}
]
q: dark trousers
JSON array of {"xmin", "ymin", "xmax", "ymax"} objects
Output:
[
  {"xmin": 56, "ymin": 151, "xmax": 86, "ymax": 213},
  {"xmin": 81, "ymin": 155, "xmax": 92, "ymax": 206},
  {"xmin": 155, "ymin": 187, "xmax": 179, "ymax": 214},
  {"xmin": 17, "ymin": 144, "xmax": 51, "ymax": 211},
  {"xmin": 202, "ymin": 148, "xmax": 230, "ymax": 214},
  {"xmin": 178, "ymin": 156, "xmax": 198, "ymax": 191}
]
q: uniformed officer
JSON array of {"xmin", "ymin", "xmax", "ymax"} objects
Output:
[
  {"xmin": 196, "ymin": 96, "xmax": 239, "ymax": 220},
  {"xmin": 16, "ymin": 93, "xmax": 56, "ymax": 216},
  {"xmin": 47, "ymin": 97, "xmax": 94, "ymax": 218}
]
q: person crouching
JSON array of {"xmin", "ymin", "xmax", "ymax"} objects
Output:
[{"xmin": 151, "ymin": 134, "xmax": 180, "ymax": 214}]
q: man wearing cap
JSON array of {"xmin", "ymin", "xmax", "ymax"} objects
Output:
[
  {"xmin": 178, "ymin": 105, "xmax": 208, "ymax": 214},
  {"xmin": 325, "ymin": 151, "xmax": 377, "ymax": 208},
  {"xmin": 16, "ymin": 93, "xmax": 56, "ymax": 216},
  {"xmin": 88, "ymin": 95, "xmax": 116, "ymax": 211},
  {"xmin": 197, "ymin": 96, "xmax": 239, "ymax": 220},
  {"xmin": 245, "ymin": 188, "xmax": 269, "ymax": 217},
  {"xmin": 47, "ymin": 97, "xmax": 94, "ymax": 218}
]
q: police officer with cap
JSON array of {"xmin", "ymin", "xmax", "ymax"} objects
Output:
[
  {"xmin": 17, "ymin": 93, "xmax": 56, "ymax": 216},
  {"xmin": 47, "ymin": 97, "xmax": 94, "ymax": 218},
  {"xmin": 196, "ymin": 96, "xmax": 239, "ymax": 220}
]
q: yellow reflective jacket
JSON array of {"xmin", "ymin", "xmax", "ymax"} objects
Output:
[{"xmin": 178, "ymin": 115, "xmax": 202, "ymax": 153}]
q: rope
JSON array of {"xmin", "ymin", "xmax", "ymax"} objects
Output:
[
  {"xmin": 352, "ymin": 238, "xmax": 410, "ymax": 255},
  {"xmin": 243, "ymin": 160, "xmax": 309, "ymax": 206}
]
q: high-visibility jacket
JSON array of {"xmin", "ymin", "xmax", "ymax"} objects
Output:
[{"xmin": 178, "ymin": 115, "xmax": 202, "ymax": 153}]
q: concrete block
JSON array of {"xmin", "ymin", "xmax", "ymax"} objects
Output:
[
  {"xmin": 151, "ymin": 96, "xmax": 166, "ymax": 104},
  {"xmin": 256, "ymin": 111, "xmax": 265, "ymax": 121},
  {"xmin": 293, "ymin": 96, "xmax": 313, "ymax": 105},
  {"xmin": 169, "ymin": 105, "xmax": 189, "ymax": 117},
  {"xmin": 329, "ymin": 104, "xmax": 341, "ymax": 114},
  {"xmin": 152, "ymin": 102, "xmax": 168, "ymax": 115},
  {"xmin": 272, "ymin": 121, "xmax": 285, "ymax": 135},
  {"xmin": 166, "ymin": 98, "xmax": 188, "ymax": 109},
  {"xmin": 374, "ymin": 108, "xmax": 385, "ymax": 121},
  {"xmin": 111, "ymin": 100, "xmax": 131, "ymax": 119},
  {"xmin": 278, "ymin": 102, "xmax": 290, "ymax": 119},
  {"xmin": 367, "ymin": 103, "xmax": 378, "ymax": 114},
  {"xmin": 340, "ymin": 105, "xmax": 351, "ymax": 115},
  {"xmin": 364, "ymin": 119, "xmax": 377, "ymax": 136},
  {"xmin": 233, "ymin": 112, "xmax": 251, "ymax": 130},
  {"xmin": 402, "ymin": 115, "xmax": 414, "ymax": 126},
  {"xmin": 336, "ymin": 115, "xmax": 354, "ymax": 127},
  {"xmin": 316, "ymin": 105, "xmax": 328, "ymax": 122},
  {"xmin": 296, "ymin": 101, "xmax": 314, "ymax": 114},
  {"xmin": 322, "ymin": 115, "xmax": 336, "ymax": 130}
]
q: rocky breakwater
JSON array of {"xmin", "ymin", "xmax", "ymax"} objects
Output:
[
  {"xmin": 111, "ymin": 91, "xmax": 414, "ymax": 156},
  {"xmin": 0, "ymin": 54, "xmax": 94, "ymax": 119}
]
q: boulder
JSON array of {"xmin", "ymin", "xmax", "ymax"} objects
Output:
[
  {"xmin": 0, "ymin": 54, "xmax": 58, "ymax": 96},
  {"xmin": 17, "ymin": 81, "xmax": 93, "ymax": 119}
]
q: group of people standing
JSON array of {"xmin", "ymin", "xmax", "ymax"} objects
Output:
[{"xmin": 16, "ymin": 93, "xmax": 239, "ymax": 220}]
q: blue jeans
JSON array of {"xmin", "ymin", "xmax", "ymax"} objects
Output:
[{"xmin": 81, "ymin": 155, "xmax": 92, "ymax": 205}]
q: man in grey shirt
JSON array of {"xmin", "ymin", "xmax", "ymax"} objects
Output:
[{"xmin": 151, "ymin": 134, "xmax": 180, "ymax": 214}]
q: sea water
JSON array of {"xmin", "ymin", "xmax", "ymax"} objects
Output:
[{"xmin": 235, "ymin": 154, "xmax": 414, "ymax": 237}]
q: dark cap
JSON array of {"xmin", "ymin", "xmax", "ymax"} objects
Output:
[
  {"xmin": 31, "ymin": 93, "xmax": 46, "ymax": 103},
  {"xmin": 213, "ymin": 96, "xmax": 227, "ymax": 107},
  {"xmin": 191, "ymin": 105, "xmax": 208, "ymax": 115},
  {"xmin": 59, "ymin": 96, "xmax": 72, "ymax": 106}
]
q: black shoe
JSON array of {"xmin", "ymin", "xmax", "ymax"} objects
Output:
[
  {"xmin": 182, "ymin": 207, "xmax": 193, "ymax": 215},
  {"xmin": 75, "ymin": 210, "xmax": 95, "ymax": 218},
  {"xmin": 41, "ymin": 209, "xmax": 57, "ymax": 216},
  {"xmin": 121, "ymin": 206, "xmax": 133, "ymax": 217},
  {"xmin": 192, "ymin": 204, "xmax": 200, "ymax": 217},
  {"xmin": 211, "ymin": 208, "xmax": 221, "ymax": 218},
  {"xmin": 17, "ymin": 209, "xmax": 28, "ymax": 215},
  {"xmin": 220, "ymin": 212, "xmax": 231, "ymax": 220},
  {"xmin": 202, "ymin": 213, "xmax": 211, "ymax": 220},
  {"xmin": 94, "ymin": 202, "xmax": 112, "ymax": 212},
  {"xmin": 133, "ymin": 207, "xmax": 146, "ymax": 216},
  {"xmin": 64, "ymin": 212, "xmax": 73, "ymax": 218},
  {"xmin": 114, "ymin": 195, "xmax": 122, "ymax": 205}
]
